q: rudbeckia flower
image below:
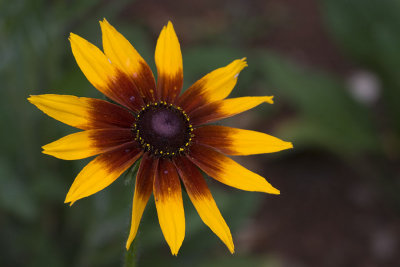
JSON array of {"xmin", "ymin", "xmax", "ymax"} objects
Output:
[{"xmin": 28, "ymin": 19, "xmax": 293, "ymax": 255}]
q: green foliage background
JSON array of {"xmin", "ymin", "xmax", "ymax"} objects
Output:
[{"xmin": 1, "ymin": 0, "xmax": 399, "ymax": 266}]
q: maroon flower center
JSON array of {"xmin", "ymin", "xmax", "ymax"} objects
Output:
[
  {"xmin": 133, "ymin": 102, "xmax": 193, "ymax": 157},
  {"xmin": 150, "ymin": 109, "xmax": 182, "ymax": 137}
]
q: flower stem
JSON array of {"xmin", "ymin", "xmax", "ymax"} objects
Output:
[
  {"xmin": 123, "ymin": 159, "xmax": 141, "ymax": 267},
  {"xmin": 124, "ymin": 239, "xmax": 137, "ymax": 267}
]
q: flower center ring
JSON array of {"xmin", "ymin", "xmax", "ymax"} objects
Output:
[{"xmin": 133, "ymin": 101, "xmax": 193, "ymax": 157}]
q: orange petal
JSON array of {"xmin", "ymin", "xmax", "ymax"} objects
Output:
[
  {"xmin": 100, "ymin": 19, "xmax": 157, "ymax": 103},
  {"xmin": 126, "ymin": 154, "xmax": 158, "ymax": 249},
  {"xmin": 194, "ymin": 125, "xmax": 293, "ymax": 155},
  {"xmin": 155, "ymin": 21, "xmax": 183, "ymax": 103},
  {"xmin": 174, "ymin": 156, "xmax": 234, "ymax": 253},
  {"xmin": 188, "ymin": 144, "xmax": 280, "ymax": 194},
  {"xmin": 178, "ymin": 58, "xmax": 247, "ymax": 113},
  {"xmin": 64, "ymin": 142, "xmax": 142, "ymax": 204},
  {"xmin": 42, "ymin": 128, "xmax": 134, "ymax": 160},
  {"xmin": 28, "ymin": 94, "xmax": 135, "ymax": 130},
  {"xmin": 70, "ymin": 33, "xmax": 144, "ymax": 111},
  {"xmin": 154, "ymin": 159, "xmax": 185, "ymax": 255},
  {"xmin": 189, "ymin": 96, "xmax": 274, "ymax": 125}
]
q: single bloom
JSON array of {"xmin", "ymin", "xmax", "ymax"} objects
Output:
[{"xmin": 28, "ymin": 19, "xmax": 293, "ymax": 255}]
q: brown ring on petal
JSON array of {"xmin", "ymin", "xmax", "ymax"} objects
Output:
[
  {"xmin": 91, "ymin": 128, "xmax": 135, "ymax": 151},
  {"xmin": 135, "ymin": 61, "xmax": 158, "ymax": 104},
  {"xmin": 104, "ymin": 69, "xmax": 145, "ymax": 112},
  {"xmin": 157, "ymin": 72, "xmax": 183, "ymax": 104},
  {"xmin": 177, "ymin": 80, "xmax": 208, "ymax": 113},
  {"xmin": 188, "ymin": 101, "xmax": 221, "ymax": 126},
  {"xmin": 86, "ymin": 98, "xmax": 136, "ymax": 129}
]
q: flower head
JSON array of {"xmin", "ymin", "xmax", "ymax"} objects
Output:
[{"xmin": 28, "ymin": 19, "xmax": 292, "ymax": 255}]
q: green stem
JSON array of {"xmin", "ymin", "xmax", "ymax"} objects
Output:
[
  {"xmin": 124, "ymin": 239, "xmax": 137, "ymax": 267},
  {"xmin": 123, "ymin": 159, "xmax": 141, "ymax": 266}
]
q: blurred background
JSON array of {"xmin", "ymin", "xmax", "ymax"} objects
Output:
[{"xmin": 1, "ymin": 0, "xmax": 400, "ymax": 266}]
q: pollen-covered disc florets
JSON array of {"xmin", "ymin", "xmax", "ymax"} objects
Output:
[{"xmin": 133, "ymin": 101, "xmax": 193, "ymax": 157}]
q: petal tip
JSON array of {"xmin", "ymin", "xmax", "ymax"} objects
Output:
[
  {"xmin": 69, "ymin": 33, "xmax": 85, "ymax": 45},
  {"xmin": 41, "ymin": 149, "xmax": 50, "ymax": 156},
  {"xmin": 27, "ymin": 95, "xmax": 35, "ymax": 103},
  {"xmin": 169, "ymin": 242, "xmax": 183, "ymax": 256},
  {"xmin": 68, "ymin": 33, "xmax": 79, "ymax": 44},
  {"xmin": 41, "ymin": 142, "xmax": 54, "ymax": 154},
  {"xmin": 269, "ymin": 187, "xmax": 280, "ymax": 195},
  {"xmin": 99, "ymin": 18, "xmax": 111, "ymax": 28},
  {"xmin": 28, "ymin": 94, "xmax": 53, "ymax": 107},
  {"xmin": 64, "ymin": 193, "xmax": 77, "ymax": 206},
  {"xmin": 125, "ymin": 240, "xmax": 132, "ymax": 251},
  {"xmin": 260, "ymin": 180, "xmax": 280, "ymax": 195},
  {"xmin": 27, "ymin": 94, "xmax": 42, "ymax": 103},
  {"xmin": 265, "ymin": 96, "xmax": 274, "ymax": 104},
  {"xmin": 64, "ymin": 197, "xmax": 74, "ymax": 206},
  {"xmin": 286, "ymin": 142, "xmax": 294, "ymax": 149},
  {"xmin": 237, "ymin": 58, "xmax": 248, "ymax": 68},
  {"xmin": 226, "ymin": 241, "xmax": 235, "ymax": 254},
  {"xmin": 240, "ymin": 57, "xmax": 248, "ymax": 66},
  {"xmin": 171, "ymin": 249, "xmax": 179, "ymax": 256},
  {"xmin": 232, "ymin": 59, "xmax": 248, "ymax": 79},
  {"xmin": 167, "ymin": 20, "xmax": 174, "ymax": 28}
]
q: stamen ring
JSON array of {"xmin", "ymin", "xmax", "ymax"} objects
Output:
[{"xmin": 132, "ymin": 102, "xmax": 193, "ymax": 158}]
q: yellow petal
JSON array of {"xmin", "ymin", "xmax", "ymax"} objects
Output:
[
  {"xmin": 219, "ymin": 95, "xmax": 274, "ymax": 113},
  {"xmin": 154, "ymin": 159, "xmax": 185, "ymax": 255},
  {"xmin": 28, "ymin": 94, "xmax": 135, "ymax": 130},
  {"xmin": 194, "ymin": 125, "xmax": 293, "ymax": 155},
  {"xmin": 188, "ymin": 144, "xmax": 279, "ymax": 194},
  {"xmin": 174, "ymin": 157, "xmax": 234, "ymax": 253},
  {"xmin": 65, "ymin": 143, "xmax": 142, "ymax": 204},
  {"xmin": 70, "ymin": 32, "xmax": 116, "ymax": 92},
  {"xmin": 100, "ymin": 19, "xmax": 157, "ymax": 103},
  {"xmin": 70, "ymin": 33, "xmax": 144, "ymax": 111},
  {"xmin": 42, "ymin": 129, "xmax": 133, "ymax": 160},
  {"xmin": 126, "ymin": 154, "xmax": 158, "ymax": 249},
  {"xmin": 190, "ymin": 96, "xmax": 274, "ymax": 125},
  {"xmin": 178, "ymin": 58, "xmax": 247, "ymax": 112},
  {"xmin": 155, "ymin": 21, "xmax": 183, "ymax": 103}
]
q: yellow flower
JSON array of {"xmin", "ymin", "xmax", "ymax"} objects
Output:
[{"xmin": 28, "ymin": 19, "xmax": 293, "ymax": 255}]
